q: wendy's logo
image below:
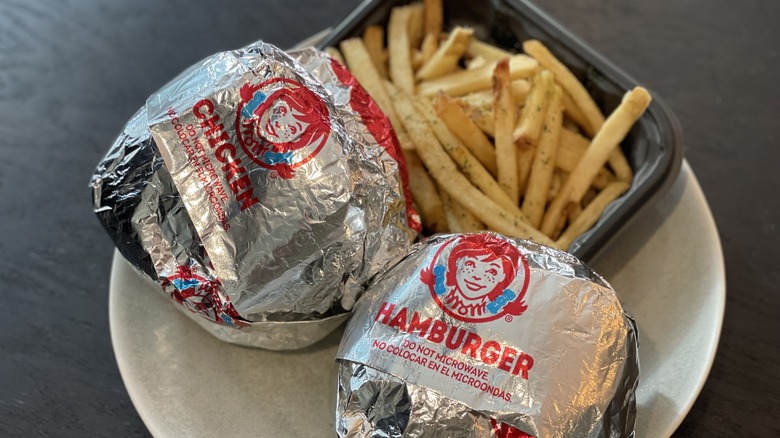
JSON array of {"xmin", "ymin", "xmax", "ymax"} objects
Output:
[
  {"xmin": 236, "ymin": 78, "xmax": 331, "ymax": 178},
  {"xmin": 421, "ymin": 234, "xmax": 530, "ymax": 323}
]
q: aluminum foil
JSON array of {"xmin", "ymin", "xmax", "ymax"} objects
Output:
[
  {"xmin": 337, "ymin": 233, "xmax": 639, "ymax": 437},
  {"xmin": 91, "ymin": 41, "xmax": 418, "ymax": 350}
]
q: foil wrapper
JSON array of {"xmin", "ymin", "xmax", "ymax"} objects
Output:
[
  {"xmin": 337, "ymin": 233, "xmax": 639, "ymax": 437},
  {"xmin": 91, "ymin": 42, "xmax": 418, "ymax": 349}
]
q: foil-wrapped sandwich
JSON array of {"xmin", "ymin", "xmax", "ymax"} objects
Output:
[
  {"xmin": 91, "ymin": 41, "xmax": 419, "ymax": 350},
  {"xmin": 337, "ymin": 233, "xmax": 639, "ymax": 437}
]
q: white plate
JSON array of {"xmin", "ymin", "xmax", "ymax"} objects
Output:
[{"xmin": 110, "ymin": 161, "xmax": 725, "ymax": 437}]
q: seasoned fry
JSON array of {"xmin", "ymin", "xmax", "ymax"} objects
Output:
[
  {"xmin": 362, "ymin": 25, "xmax": 388, "ymax": 79},
  {"xmin": 464, "ymin": 105, "xmax": 495, "ymax": 137},
  {"xmin": 591, "ymin": 168, "xmax": 615, "ymax": 190},
  {"xmin": 420, "ymin": 32, "xmax": 439, "ymax": 66},
  {"xmin": 567, "ymin": 202, "xmax": 583, "ymax": 223},
  {"xmin": 556, "ymin": 182, "xmax": 630, "ymax": 248},
  {"xmin": 393, "ymin": 90, "xmax": 555, "ymax": 246},
  {"xmin": 417, "ymin": 26, "xmax": 474, "ymax": 80},
  {"xmin": 523, "ymin": 40, "xmax": 634, "ymax": 182},
  {"xmin": 324, "ymin": 47, "xmax": 345, "ymax": 65},
  {"xmin": 388, "ymin": 6, "xmax": 416, "ymax": 94},
  {"xmin": 522, "ymin": 84, "xmax": 564, "ymax": 228},
  {"xmin": 404, "ymin": 149, "xmax": 447, "ymax": 233},
  {"xmin": 340, "ymin": 38, "xmax": 405, "ymax": 135},
  {"xmin": 555, "ymin": 128, "xmax": 589, "ymax": 171},
  {"xmin": 523, "ymin": 39, "xmax": 604, "ymax": 136},
  {"xmin": 418, "ymin": 55, "xmax": 538, "ymax": 97},
  {"xmin": 457, "ymin": 79, "xmax": 531, "ymax": 111},
  {"xmin": 412, "ymin": 50, "xmax": 424, "ymax": 70},
  {"xmin": 423, "ymin": 0, "xmax": 443, "ymax": 37},
  {"xmin": 493, "ymin": 58, "xmax": 519, "ymax": 203},
  {"xmin": 540, "ymin": 87, "xmax": 651, "ymax": 236},
  {"xmin": 516, "ymin": 145, "xmax": 535, "ymax": 195},
  {"xmin": 466, "ymin": 38, "xmax": 513, "ymax": 62},
  {"xmin": 582, "ymin": 188, "xmax": 598, "ymax": 207},
  {"xmin": 513, "ymin": 70, "xmax": 554, "ymax": 148},
  {"xmin": 433, "ymin": 92, "xmax": 498, "ymax": 175},
  {"xmin": 608, "ymin": 147, "xmax": 633, "ymax": 182},
  {"xmin": 338, "ymin": 20, "xmax": 646, "ymax": 251},
  {"xmin": 562, "ymin": 91, "xmax": 590, "ymax": 133},
  {"xmin": 414, "ymin": 96, "xmax": 524, "ymax": 217},
  {"xmin": 396, "ymin": 131, "xmax": 416, "ymax": 151},
  {"xmin": 439, "ymin": 184, "xmax": 484, "ymax": 232},
  {"xmin": 551, "ymin": 203, "xmax": 570, "ymax": 240},
  {"xmin": 549, "ymin": 169, "xmax": 564, "ymax": 199},
  {"xmin": 555, "ymin": 130, "xmax": 615, "ymax": 190},
  {"xmin": 467, "ymin": 55, "xmax": 487, "ymax": 70},
  {"xmin": 408, "ymin": 2, "xmax": 425, "ymax": 48}
]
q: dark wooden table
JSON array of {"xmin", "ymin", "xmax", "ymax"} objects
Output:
[{"xmin": 1, "ymin": 0, "xmax": 777, "ymax": 436}]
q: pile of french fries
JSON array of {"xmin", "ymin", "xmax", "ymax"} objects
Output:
[{"xmin": 327, "ymin": 0, "xmax": 651, "ymax": 251}]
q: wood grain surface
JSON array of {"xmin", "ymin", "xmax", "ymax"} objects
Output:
[{"xmin": 0, "ymin": 0, "xmax": 777, "ymax": 436}]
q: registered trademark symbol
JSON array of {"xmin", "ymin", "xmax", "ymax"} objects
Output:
[
  {"xmin": 269, "ymin": 171, "xmax": 278, "ymax": 179},
  {"xmin": 505, "ymin": 315, "xmax": 513, "ymax": 322}
]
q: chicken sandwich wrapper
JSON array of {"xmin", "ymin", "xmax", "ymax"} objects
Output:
[
  {"xmin": 91, "ymin": 41, "xmax": 419, "ymax": 350},
  {"xmin": 337, "ymin": 233, "xmax": 639, "ymax": 437}
]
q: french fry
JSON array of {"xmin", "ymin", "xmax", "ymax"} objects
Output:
[
  {"xmin": 412, "ymin": 50, "xmax": 425, "ymax": 70},
  {"xmin": 324, "ymin": 47, "xmax": 344, "ymax": 65},
  {"xmin": 608, "ymin": 147, "xmax": 634, "ymax": 182},
  {"xmin": 592, "ymin": 168, "xmax": 615, "ymax": 190},
  {"xmin": 420, "ymin": 32, "xmax": 439, "ymax": 66},
  {"xmin": 549, "ymin": 169, "xmax": 564, "ymax": 199},
  {"xmin": 457, "ymin": 79, "xmax": 531, "ymax": 111},
  {"xmin": 433, "ymin": 92, "xmax": 498, "ymax": 175},
  {"xmin": 404, "ymin": 149, "xmax": 447, "ymax": 233},
  {"xmin": 464, "ymin": 105, "xmax": 495, "ymax": 137},
  {"xmin": 396, "ymin": 131, "xmax": 416, "ymax": 151},
  {"xmin": 522, "ymin": 84, "xmax": 564, "ymax": 228},
  {"xmin": 393, "ymin": 89, "xmax": 555, "ymax": 246},
  {"xmin": 516, "ymin": 145, "xmax": 535, "ymax": 195},
  {"xmin": 418, "ymin": 55, "xmax": 538, "ymax": 97},
  {"xmin": 408, "ymin": 2, "xmax": 425, "ymax": 49},
  {"xmin": 338, "ymin": 21, "xmax": 646, "ymax": 251},
  {"xmin": 423, "ymin": 0, "xmax": 443, "ymax": 37},
  {"xmin": 567, "ymin": 202, "xmax": 583, "ymax": 223},
  {"xmin": 556, "ymin": 182, "xmax": 630, "ymax": 249},
  {"xmin": 362, "ymin": 25, "xmax": 388, "ymax": 79},
  {"xmin": 514, "ymin": 72, "xmax": 554, "ymax": 195},
  {"xmin": 493, "ymin": 58, "xmax": 519, "ymax": 203},
  {"xmin": 551, "ymin": 203, "xmax": 571, "ymax": 240},
  {"xmin": 562, "ymin": 91, "xmax": 590, "ymax": 132},
  {"xmin": 555, "ymin": 128, "xmax": 589, "ymax": 171},
  {"xmin": 466, "ymin": 39, "xmax": 513, "ymax": 62},
  {"xmin": 555, "ymin": 130, "xmax": 616, "ymax": 190},
  {"xmin": 540, "ymin": 87, "xmax": 651, "ymax": 236},
  {"xmin": 414, "ymin": 96, "xmax": 525, "ymax": 218},
  {"xmin": 467, "ymin": 55, "xmax": 487, "ymax": 70},
  {"xmin": 582, "ymin": 188, "xmax": 598, "ymax": 207},
  {"xmin": 340, "ymin": 38, "xmax": 405, "ymax": 135},
  {"xmin": 523, "ymin": 39, "xmax": 634, "ymax": 182},
  {"xmin": 416, "ymin": 26, "xmax": 474, "ymax": 80},
  {"xmin": 513, "ymin": 70, "xmax": 554, "ymax": 148},
  {"xmin": 438, "ymin": 183, "xmax": 484, "ymax": 232},
  {"xmin": 388, "ymin": 6, "xmax": 416, "ymax": 94},
  {"xmin": 523, "ymin": 39, "xmax": 604, "ymax": 136}
]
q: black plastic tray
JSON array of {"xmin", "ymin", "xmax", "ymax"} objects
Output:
[{"xmin": 317, "ymin": 0, "xmax": 684, "ymax": 262}]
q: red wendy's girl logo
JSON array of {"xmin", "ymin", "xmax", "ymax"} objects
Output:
[
  {"xmin": 421, "ymin": 234, "xmax": 530, "ymax": 323},
  {"xmin": 161, "ymin": 263, "xmax": 246, "ymax": 328},
  {"xmin": 236, "ymin": 78, "xmax": 331, "ymax": 178}
]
